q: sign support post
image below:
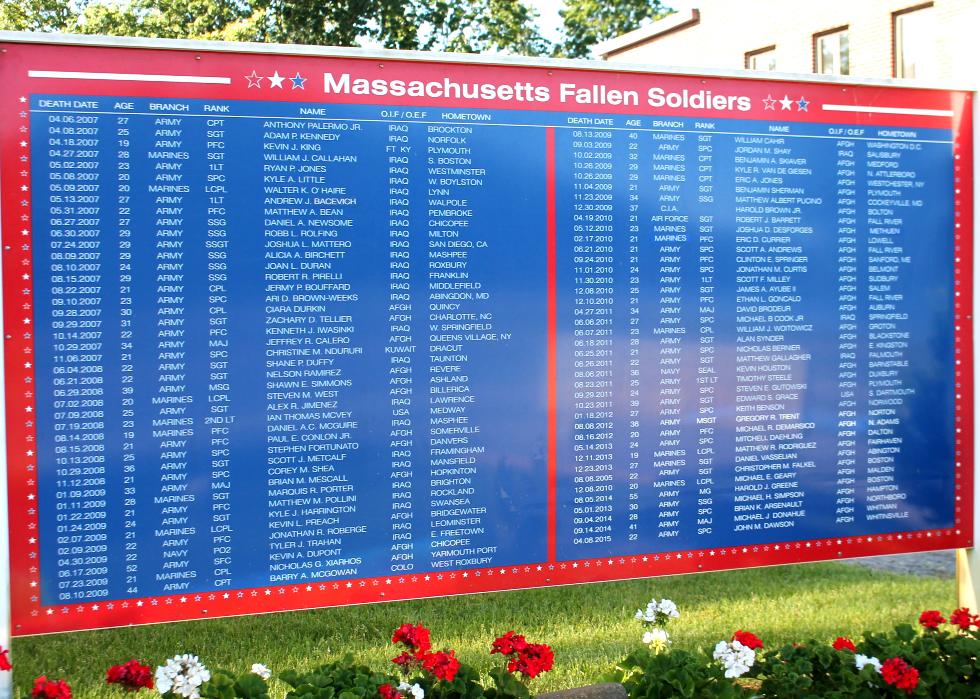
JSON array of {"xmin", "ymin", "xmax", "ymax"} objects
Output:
[
  {"xmin": 960, "ymin": 90, "xmax": 980, "ymax": 614},
  {"xmin": 1, "ymin": 267, "xmax": 12, "ymax": 699},
  {"xmin": 956, "ymin": 549, "xmax": 977, "ymax": 610}
]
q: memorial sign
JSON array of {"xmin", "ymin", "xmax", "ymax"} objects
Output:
[{"xmin": 0, "ymin": 34, "xmax": 973, "ymax": 635}]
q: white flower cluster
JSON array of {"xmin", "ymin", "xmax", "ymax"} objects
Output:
[
  {"xmin": 712, "ymin": 640, "xmax": 755, "ymax": 679},
  {"xmin": 250, "ymin": 663, "xmax": 272, "ymax": 680},
  {"xmin": 641, "ymin": 628, "xmax": 671, "ymax": 649},
  {"xmin": 155, "ymin": 655, "xmax": 211, "ymax": 699},
  {"xmin": 855, "ymin": 654, "xmax": 882, "ymax": 674},
  {"xmin": 398, "ymin": 682, "xmax": 425, "ymax": 699},
  {"xmin": 634, "ymin": 598, "xmax": 680, "ymax": 625}
]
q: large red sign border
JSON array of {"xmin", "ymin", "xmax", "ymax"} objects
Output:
[{"xmin": 0, "ymin": 36, "xmax": 973, "ymax": 635}]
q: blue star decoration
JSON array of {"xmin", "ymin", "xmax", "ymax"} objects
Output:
[
  {"xmin": 797, "ymin": 96, "xmax": 809, "ymax": 112},
  {"xmin": 291, "ymin": 72, "xmax": 307, "ymax": 89}
]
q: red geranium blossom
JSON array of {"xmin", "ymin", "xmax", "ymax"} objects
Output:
[
  {"xmin": 392, "ymin": 623, "xmax": 432, "ymax": 656},
  {"xmin": 106, "ymin": 660, "xmax": 154, "ymax": 691},
  {"xmin": 881, "ymin": 657, "xmax": 919, "ymax": 695},
  {"xmin": 32, "ymin": 676, "xmax": 72, "ymax": 699},
  {"xmin": 391, "ymin": 652, "xmax": 415, "ymax": 668},
  {"xmin": 378, "ymin": 683, "xmax": 403, "ymax": 699},
  {"xmin": 949, "ymin": 607, "xmax": 979, "ymax": 630},
  {"xmin": 422, "ymin": 650, "xmax": 460, "ymax": 682},
  {"xmin": 832, "ymin": 637, "xmax": 856, "ymax": 652},
  {"xmin": 491, "ymin": 631, "xmax": 529, "ymax": 656},
  {"xmin": 0, "ymin": 647, "xmax": 11, "ymax": 671},
  {"xmin": 507, "ymin": 644, "xmax": 554, "ymax": 679},
  {"xmin": 918, "ymin": 610, "xmax": 946, "ymax": 629},
  {"xmin": 732, "ymin": 630, "xmax": 763, "ymax": 650}
]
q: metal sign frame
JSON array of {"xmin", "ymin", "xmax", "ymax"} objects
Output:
[{"xmin": 0, "ymin": 32, "xmax": 974, "ymax": 646}]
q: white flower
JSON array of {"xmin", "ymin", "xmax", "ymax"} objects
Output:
[
  {"xmin": 855, "ymin": 654, "xmax": 882, "ymax": 674},
  {"xmin": 712, "ymin": 640, "xmax": 755, "ymax": 679},
  {"xmin": 398, "ymin": 682, "xmax": 424, "ymax": 699},
  {"xmin": 156, "ymin": 655, "xmax": 211, "ymax": 699},
  {"xmin": 251, "ymin": 663, "xmax": 271, "ymax": 680},
  {"xmin": 635, "ymin": 598, "xmax": 680, "ymax": 625},
  {"xmin": 635, "ymin": 603, "xmax": 657, "ymax": 623},
  {"xmin": 642, "ymin": 628, "xmax": 670, "ymax": 650},
  {"xmin": 657, "ymin": 599, "xmax": 679, "ymax": 619}
]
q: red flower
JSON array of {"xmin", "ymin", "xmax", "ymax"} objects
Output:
[
  {"xmin": 422, "ymin": 650, "xmax": 460, "ymax": 682},
  {"xmin": 391, "ymin": 651, "xmax": 424, "ymax": 675},
  {"xmin": 32, "ymin": 676, "xmax": 72, "ymax": 699},
  {"xmin": 378, "ymin": 684, "xmax": 403, "ymax": 699},
  {"xmin": 949, "ymin": 607, "xmax": 979, "ymax": 630},
  {"xmin": 491, "ymin": 631, "xmax": 528, "ymax": 656},
  {"xmin": 392, "ymin": 652, "xmax": 414, "ymax": 667},
  {"xmin": 832, "ymin": 637, "xmax": 856, "ymax": 652},
  {"xmin": 882, "ymin": 657, "xmax": 919, "ymax": 695},
  {"xmin": 106, "ymin": 660, "xmax": 153, "ymax": 691},
  {"xmin": 392, "ymin": 623, "xmax": 431, "ymax": 656},
  {"xmin": 0, "ymin": 647, "xmax": 11, "ymax": 671},
  {"xmin": 918, "ymin": 610, "xmax": 946, "ymax": 629},
  {"xmin": 732, "ymin": 630, "xmax": 763, "ymax": 650},
  {"xmin": 507, "ymin": 644, "xmax": 554, "ymax": 679}
]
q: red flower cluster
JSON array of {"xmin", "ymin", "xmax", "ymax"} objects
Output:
[
  {"xmin": 918, "ymin": 610, "xmax": 946, "ymax": 629},
  {"xmin": 492, "ymin": 632, "xmax": 554, "ymax": 680},
  {"xmin": 389, "ymin": 623, "xmax": 461, "ymax": 682},
  {"xmin": 0, "ymin": 646, "xmax": 11, "ymax": 672},
  {"xmin": 491, "ymin": 631, "xmax": 528, "ymax": 656},
  {"xmin": 32, "ymin": 676, "xmax": 72, "ymax": 699},
  {"xmin": 949, "ymin": 607, "xmax": 980, "ymax": 630},
  {"xmin": 422, "ymin": 650, "xmax": 460, "ymax": 682},
  {"xmin": 391, "ymin": 623, "xmax": 434, "ymax": 674},
  {"xmin": 393, "ymin": 623, "xmax": 432, "ymax": 656},
  {"xmin": 507, "ymin": 644, "xmax": 554, "ymax": 679},
  {"xmin": 881, "ymin": 657, "xmax": 920, "ymax": 695},
  {"xmin": 832, "ymin": 636, "xmax": 856, "ymax": 652},
  {"xmin": 732, "ymin": 630, "xmax": 763, "ymax": 650},
  {"xmin": 378, "ymin": 683, "xmax": 403, "ymax": 699},
  {"xmin": 106, "ymin": 660, "xmax": 154, "ymax": 691}
]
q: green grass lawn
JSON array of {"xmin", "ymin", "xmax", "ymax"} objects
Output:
[{"xmin": 10, "ymin": 562, "xmax": 956, "ymax": 698}]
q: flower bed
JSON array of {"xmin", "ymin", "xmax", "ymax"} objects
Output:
[
  {"xmin": 607, "ymin": 599, "xmax": 980, "ymax": 697},
  {"xmin": 2, "ymin": 625, "xmax": 554, "ymax": 699},
  {"xmin": 3, "ymin": 603, "xmax": 977, "ymax": 698}
]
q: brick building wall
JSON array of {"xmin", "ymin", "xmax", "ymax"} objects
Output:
[{"xmin": 596, "ymin": 0, "xmax": 979, "ymax": 85}]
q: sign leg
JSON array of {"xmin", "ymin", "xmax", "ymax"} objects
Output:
[
  {"xmin": 956, "ymin": 549, "xmax": 978, "ymax": 610},
  {"xmin": 1, "ymin": 284, "xmax": 11, "ymax": 699}
]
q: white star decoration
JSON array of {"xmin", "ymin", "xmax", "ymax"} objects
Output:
[{"xmin": 268, "ymin": 71, "xmax": 286, "ymax": 88}]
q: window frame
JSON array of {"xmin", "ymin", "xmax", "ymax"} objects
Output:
[
  {"xmin": 892, "ymin": 2, "xmax": 935, "ymax": 78},
  {"xmin": 744, "ymin": 45, "xmax": 777, "ymax": 71},
  {"xmin": 812, "ymin": 25, "xmax": 850, "ymax": 75}
]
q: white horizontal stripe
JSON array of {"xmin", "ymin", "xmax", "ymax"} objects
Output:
[
  {"xmin": 822, "ymin": 103, "xmax": 953, "ymax": 117},
  {"xmin": 28, "ymin": 70, "xmax": 230, "ymax": 84}
]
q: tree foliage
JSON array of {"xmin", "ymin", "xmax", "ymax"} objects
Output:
[
  {"xmin": 0, "ymin": 0, "xmax": 86, "ymax": 32},
  {"xmin": 77, "ymin": 0, "xmax": 252, "ymax": 41},
  {"xmin": 0, "ymin": 0, "xmax": 551, "ymax": 55},
  {"xmin": 0, "ymin": 0, "xmax": 669, "ymax": 58},
  {"xmin": 558, "ymin": 0, "xmax": 670, "ymax": 58}
]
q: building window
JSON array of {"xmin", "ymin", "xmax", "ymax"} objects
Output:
[
  {"xmin": 894, "ymin": 4, "xmax": 935, "ymax": 78},
  {"xmin": 745, "ymin": 46, "xmax": 777, "ymax": 71},
  {"xmin": 814, "ymin": 27, "xmax": 850, "ymax": 75}
]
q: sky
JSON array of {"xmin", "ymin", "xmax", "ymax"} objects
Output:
[{"xmin": 526, "ymin": 0, "xmax": 564, "ymax": 44}]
